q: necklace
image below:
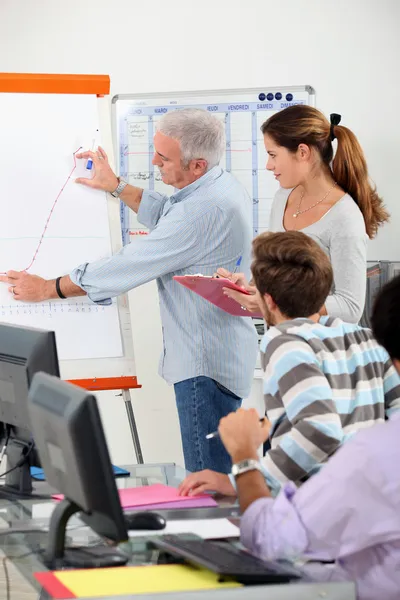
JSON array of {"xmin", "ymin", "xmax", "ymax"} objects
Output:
[{"xmin": 293, "ymin": 182, "xmax": 337, "ymax": 218}]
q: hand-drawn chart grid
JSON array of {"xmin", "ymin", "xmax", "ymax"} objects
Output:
[{"xmin": 114, "ymin": 87, "xmax": 315, "ymax": 244}]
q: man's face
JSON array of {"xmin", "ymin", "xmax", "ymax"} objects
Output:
[{"xmin": 152, "ymin": 132, "xmax": 206, "ymax": 189}]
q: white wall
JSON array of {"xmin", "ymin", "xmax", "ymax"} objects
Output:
[{"xmin": 1, "ymin": 0, "xmax": 399, "ymax": 466}]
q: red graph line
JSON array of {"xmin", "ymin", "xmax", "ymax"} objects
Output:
[{"xmin": 0, "ymin": 147, "xmax": 82, "ymax": 275}]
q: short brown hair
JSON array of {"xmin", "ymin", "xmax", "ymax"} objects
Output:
[
  {"xmin": 261, "ymin": 105, "xmax": 389, "ymax": 239},
  {"xmin": 251, "ymin": 231, "xmax": 333, "ymax": 318}
]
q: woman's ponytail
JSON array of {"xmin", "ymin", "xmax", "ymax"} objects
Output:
[{"xmin": 331, "ymin": 124, "xmax": 389, "ymax": 238}]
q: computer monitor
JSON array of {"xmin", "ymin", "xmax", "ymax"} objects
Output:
[
  {"xmin": 0, "ymin": 322, "xmax": 60, "ymax": 496},
  {"xmin": 28, "ymin": 372, "xmax": 129, "ymax": 569}
]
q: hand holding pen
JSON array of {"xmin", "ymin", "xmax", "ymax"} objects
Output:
[
  {"xmin": 213, "ymin": 257, "xmax": 261, "ymax": 314},
  {"xmin": 210, "ymin": 408, "xmax": 271, "ymax": 463},
  {"xmin": 178, "ymin": 411, "xmax": 274, "ymax": 498},
  {"xmin": 206, "ymin": 416, "xmax": 267, "ymax": 439},
  {"xmin": 75, "ymin": 146, "xmax": 119, "ymax": 192},
  {"xmin": 215, "ymin": 272, "xmax": 260, "ymax": 315},
  {"xmin": 207, "ymin": 412, "xmax": 283, "ymax": 441},
  {"xmin": 214, "ymin": 257, "xmax": 248, "ymax": 287}
]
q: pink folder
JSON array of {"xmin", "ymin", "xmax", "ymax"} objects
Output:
[
  {"xmin": 173, "ymin": 276, "xmax": 263, "ymax": 318},
  {"xmin": 52, "ymin": 483, "xmax": 218, "ymax": 510},
  {"xmin": 125, "ymin": 497, "xmax": 218, "ymax": 511}
]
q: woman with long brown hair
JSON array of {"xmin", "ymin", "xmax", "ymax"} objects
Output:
[{"xmin": 223, "ymin": 105, "xmax": 389, "ymax": 322}]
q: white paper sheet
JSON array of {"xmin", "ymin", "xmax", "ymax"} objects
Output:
[
  {"xmin": 128, "ymin": 518, "xmax": 240, "ymax": 539},
  {"xmin": 0, "ymin": 93, "xmax": 123, "ymax": 360}
]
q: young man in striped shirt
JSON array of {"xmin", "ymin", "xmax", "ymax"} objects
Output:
[{"xmin": 179, "ymin": 231, "xmax": 400, "ymax": 498}]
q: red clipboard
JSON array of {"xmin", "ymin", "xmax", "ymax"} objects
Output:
[{"xmin": 173, "ymin": 275, "xmax": 263, "ymax": 318}]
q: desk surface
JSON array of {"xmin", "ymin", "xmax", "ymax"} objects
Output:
[{"xmin": 0, "ymin": 463, "xmax": 356, "ymax": 600}]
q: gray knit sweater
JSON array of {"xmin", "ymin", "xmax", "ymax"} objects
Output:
[{"xmin": 269, "ymin": 188, "xmax": 367, "ymax": 323}]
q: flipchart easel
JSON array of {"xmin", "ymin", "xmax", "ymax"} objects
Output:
[{"xmin": 0, "ymin": 73, "xmax": 144, "ymax": 463}]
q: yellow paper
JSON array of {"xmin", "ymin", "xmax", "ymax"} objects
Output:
[{"xmin": 56, "ymin": 564, "xmax": 241, "ymax": 597}]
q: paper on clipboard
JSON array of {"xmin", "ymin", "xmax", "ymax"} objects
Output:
[{"xmin": 173, "ymin": 275, "xmax": 263, "ymax": 318}]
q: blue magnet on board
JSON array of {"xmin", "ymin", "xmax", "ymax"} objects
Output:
[
  {"xmin": 286, "ymin": 93, "xmax": 293, "ymax": 101},
  {"xmin": 275, "ymin": 92, "xmax": 282, "ymax": 100},
  {"xmin": 267, "ymin": 93, "xmax": 274, "ymax": 101},
  {"xmin": 258, "ymin": 93, "xmax": 266, "ymax": 101}
]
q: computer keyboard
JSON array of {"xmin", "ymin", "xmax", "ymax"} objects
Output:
[{"xmin": 151, "ymin": 535, "xmax": 304, "ymax": 585}]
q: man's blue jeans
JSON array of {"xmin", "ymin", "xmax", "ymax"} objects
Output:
[{"xmin": 174, "ymin": 376, "xmax": 242, "ymax": 474}]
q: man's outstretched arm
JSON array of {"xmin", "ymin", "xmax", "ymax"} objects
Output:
[{"xmin": 0, "ymin": 271, "xmax": 85, "ymax": 302}]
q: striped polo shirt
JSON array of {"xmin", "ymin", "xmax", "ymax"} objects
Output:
[{"xmin": 259, "ymin": 316, "xmax": 400, "ymax": 495}]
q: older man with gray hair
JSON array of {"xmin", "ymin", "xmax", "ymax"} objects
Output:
[{"xmin": 0, "ymin": 108, "xmax": 258, "ymax": 473}]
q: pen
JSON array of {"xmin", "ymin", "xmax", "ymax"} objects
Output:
[
  {"xmin": 86, "ymin": 129, "xmax": 99, "ymax": 170},
  {"xmin": 233, "ymin": 256, "xmax": 242, "ymax": 273},
  {"xmin": 206, "ymin": 417, "xmax": 266, "ymax": 440},
  {"xmin": 214, "ymin": 256, "xmax": 243, "ymax": 279}
]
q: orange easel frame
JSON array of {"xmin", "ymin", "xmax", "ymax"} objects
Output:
[{"xmin": 0, "ymin": 72, "xmax": 110, "ymax": 96}]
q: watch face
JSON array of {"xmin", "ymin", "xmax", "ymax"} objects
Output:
[{"xmin": 232, "ymin": 459, "xmax": 260, "ymax": 477}]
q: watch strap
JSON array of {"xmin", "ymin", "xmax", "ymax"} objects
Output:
[
  {"xmin": 110, "ymin": 178, "xmax": 127, "ymax": 198},
  {"xmin": 231, "ymin": 458, "xmax": 262, "ymax": 478}
]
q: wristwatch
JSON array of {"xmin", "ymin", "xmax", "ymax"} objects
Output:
[
  {"xmin": 110, "ymin": 178, "xmax": 128, "ymax": 198},
  {"xmin": 231, "ymin": 459, "xmax": 263, "ymax": 478}
]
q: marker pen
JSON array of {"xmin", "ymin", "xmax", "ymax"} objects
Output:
[{"xmin": 86, "ymin": 129, "xmax": 99, "ymax": 170}]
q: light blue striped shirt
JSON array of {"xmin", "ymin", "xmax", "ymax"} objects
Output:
[{"xmin": 70, "ymin": 166, "xmax": 258, "ymax": 397}]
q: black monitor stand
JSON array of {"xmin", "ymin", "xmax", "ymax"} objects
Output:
[
  {"xmin": 44, "ymin": 498, "xmax": 129, "ymax": 569},
  {"xmin": 3, "ymin": 438, "xmax": 33, "ymax": 496}
]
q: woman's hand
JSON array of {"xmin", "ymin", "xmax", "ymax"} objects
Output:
[
  {"xmin": 215, "ymin": 267, "xmax": 249, "ymax": 288},
  {"xmin": 215, "ymin": 268, "xmax": 261, "ymax": 314},
  {"xmin": 223, "ymin": 286, "xmax": 261, "ymax": 313}
]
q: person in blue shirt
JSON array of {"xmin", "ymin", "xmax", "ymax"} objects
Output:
[{"xmin": 0, "ymin": 108, "xmax": 258, "ymax": 474}]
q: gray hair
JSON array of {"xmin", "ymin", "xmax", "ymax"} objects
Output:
[{"xmin": 156, "ymin": 108, "xmax": 225, "ymax": 170}]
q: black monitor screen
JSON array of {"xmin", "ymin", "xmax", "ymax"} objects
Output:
[
  {"xmin": 28, "ymin": 373, "xmax": 128, "ymax": 544},
  {"xmin": 0, "ymin": 322, "xmax": 60, "ymax": 493},
  {"xmin": 0, "ymin": 322, "xmax": 60, "ymax": 432}
]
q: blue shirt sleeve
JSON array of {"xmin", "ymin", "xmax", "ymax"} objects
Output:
[
  {"xmin": 70, "ymin": 204, "xmax": 217, "ymax": 303},
  {"xmin": 137, "ymin": 190, "xmax": 170, "ymax": 231}
]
